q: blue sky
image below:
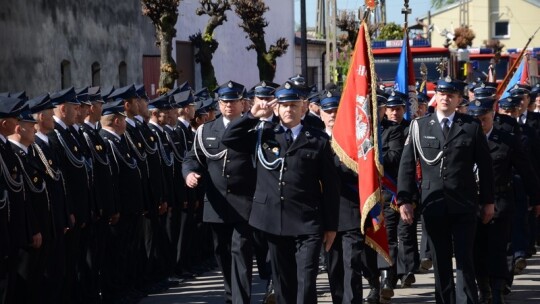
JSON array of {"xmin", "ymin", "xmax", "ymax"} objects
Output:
[{"xmin": 295, "ymin": 0, "xmax": 433, "ymax": 26}]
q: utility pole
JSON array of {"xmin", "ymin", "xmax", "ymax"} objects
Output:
[
  {"xmin": 402, "ymin": 0, "xmax": 411, "ymax": 30},
  {"xmin": 459, "ymin": 0, "xmax": 469, "ymax": 27},
  {"xmin": 316, "ymin": 0, "xmax": 325, "ymax": 37},
  {"xmin": 300, "ymin": 0, "xmax": 308, "ymax": 78},
  {"xmin": 325, "ymin": 0, "xmax": 337, "ymax": 85}
]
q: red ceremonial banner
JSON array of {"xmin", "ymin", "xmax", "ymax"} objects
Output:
[{"xmin": 331, "ymin": 21, "xmax": 391, "ymax": 264}]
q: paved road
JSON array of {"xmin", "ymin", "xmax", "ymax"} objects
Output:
[{"xmin": 140, "ymin": 249, "xmax": 540, "ymax": 303}]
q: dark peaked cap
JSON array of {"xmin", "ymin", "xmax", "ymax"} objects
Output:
[
  {"xmin": 50, "ymin": 87, "xmax": 80, "ymax": 106},
  {"xmin": 0, "ymin": 96, "xmax": 26, "ymax": 118}
]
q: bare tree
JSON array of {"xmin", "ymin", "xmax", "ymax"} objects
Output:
[
  {"xmin": 336, "ymin": 10, "xmax": 359, "ymax": 48},
  {"xmin": 189, "ymin": 0, "xmax": 231, "ymax": 91},
  {"xmin": 454, "ymin": 26, "xmax": 475, "ymax": 49},
  {"xmin": 142, "ymin": 0, "xmax": 181, "ymax": 95},
  {"xmin": 232, "ymin": 0, "xmax": 289, "ymax": 81}
]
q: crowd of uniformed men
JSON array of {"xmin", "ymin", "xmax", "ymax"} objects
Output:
[{"xmin": 0, "ymin": 72, "xmax": 539, "ymax": 304}]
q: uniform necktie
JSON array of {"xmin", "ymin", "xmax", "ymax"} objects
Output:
[
  {"xmin": 285, "ymin": 128, "xmax": 293, "ymax": 149},
  {"xmin": 442, "ymin": 118, "xmax": 450, "ymax": 139}
]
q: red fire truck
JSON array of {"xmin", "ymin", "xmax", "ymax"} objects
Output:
[{"xmin": 371, "ymin": 39, "xmax": 450, "ymax": 96}]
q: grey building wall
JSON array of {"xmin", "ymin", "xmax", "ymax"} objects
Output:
[{"xmin": 0, "ymin": 0, "xmax": 158, "ymax": 96}]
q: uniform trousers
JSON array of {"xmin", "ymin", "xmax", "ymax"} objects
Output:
[
  {"xmin": 267, "ymin": 233, "xmax": 322, "ymax": 304},
  {"xmin": 327, "ymin": 229, "xmax": 364, "ymax": 304},
  {"xmin": 423, "ymin": 213, "xmax": 478, "ymax": 304},
  {"xmin": 474, "ymin": 216, "xmax": 512, "ymax": 281},
  {"xmin": 397, "ymin": 209, "xmax": 420, "ymax": 276},
  {"xmin": 210, "ymin": 222, "xmax": 253, "ymax": 304},
  {"xmin": 252, "ymin": 229, "xmax": 271, "ymax": 281}
]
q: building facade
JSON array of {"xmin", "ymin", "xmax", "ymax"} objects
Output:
[
  {"xmin": 172, "ymin": 0, "xmax": 299, "ymax": 90},
  {"xmin": 0, "ymin": 0, "xmax": 157, "ymax": 96},
  {"xmin": 423, "ymin": 0, "xmax": 540, "ymax": 49}
]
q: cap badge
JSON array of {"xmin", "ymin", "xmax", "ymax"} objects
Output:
[
  {"xmin": 261, "ymin": 81, "xmax": 266, "ymax": 87},
  {"xmin": 475, "ymin": 100, "xmax": 481, "ymax": 106},
  {"xmin": 285, "ymin": 82, "xmax": 291, "ymax": 90},
  {"xmin": 514, "ymin": 84, "xmax": 519, "ymax": 89},
  {"xmin": 228, "ymin": 82, "xmax": 233, "ymax": 88},
  {"xmin": 326, "ymin": 91, "xmax": 332, "ymax": 98},
  {"xmin": 445, "ymin": 76, "xmax": 452, "ymax": 82},
  {"xmin": 480, "ymin": 83, "xmax": 486, "ymax": 88}
]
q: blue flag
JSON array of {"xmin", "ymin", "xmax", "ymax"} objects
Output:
[
  {"xmin": 393, "ymin": 32, "xmax": 417, "ymax": 120},
  {"xmin": 500, "ymin": 57, "xmax": 526, "ymax": 99}
]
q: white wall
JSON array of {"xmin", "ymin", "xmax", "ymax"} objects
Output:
[{"xmin": 173, "ymin": 0, "xmax": 296, "ymax": 90}]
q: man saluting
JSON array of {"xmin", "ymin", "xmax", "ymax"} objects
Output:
[{"xmin": 222, "ymin": 80, "xmax": 340, "ymax": 304}]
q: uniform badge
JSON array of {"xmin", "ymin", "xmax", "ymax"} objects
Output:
[
  {"xmin": 150, "ymin": 136, "xmax": 154, "ymax": 142},
  {"xmin": 429, "ymin": 120, "xmax": 435, "ymax": 125},
  {"xmin": 48, "ymin": 160, "xmax": 53, "ymax": 165},
  {"xmin": 127, "ymin": 153, "xmax": 131, "ymax": 158},
  {"xmin": 262, "ymin": 143, "xmax": 269, "ymax": 149},
  {"xmin": 33, "ymin": 177, "xmax": 38, "ymax": 183},
  {"xmin": 272, "ymin": 147, "xmax": 279, "ymax": 156},
  {"xmin": 74, "ymin": 146, "xmax": 78, "ymax": 152},
  {"xmin": 138, "ymin": 142, "xmax": 142, "ymax": 148}
]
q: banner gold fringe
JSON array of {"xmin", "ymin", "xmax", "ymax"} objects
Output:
[
  {"xmin": 359, "ymin": 187, "xmax": 380, "ymax": 235},
  {"xmin": 331, "ymin": 140, "xmax": 358, "ymax": 173},
  {"xmin": 365, "ymin": 234, "xmax": 393, "ymax": 266}
]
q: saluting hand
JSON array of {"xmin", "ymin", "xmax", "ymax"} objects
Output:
[
  {"xmin": 399, "ymin": 203, "xmax": 415, "ymax": 225},
  {"xmin": 251, "ymin": 98, "xmax": 277, "ymax": 118},
  {"xmin": 186, "ymin": 172, "xmax": 201, "ymax": 188}
]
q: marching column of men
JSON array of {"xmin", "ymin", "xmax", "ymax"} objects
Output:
[{"xmin": 1, "ymin": 74, "xmax": 540, "ymax": 304}]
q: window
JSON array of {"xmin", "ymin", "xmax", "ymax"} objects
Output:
[
  {"xmin": 61, "ymin": 60, "xmax": 71, "ymax": 89},
  {"xmin": 91, "ymin": 62, "xmax": 101, "ymax": 86},
  {"xmin": 493, "ymin": 21, "xmax": 509, "ymax": 38},
  {"xmin": 119, "ymin": 61, "xmax": 127, "ymax": 86}
]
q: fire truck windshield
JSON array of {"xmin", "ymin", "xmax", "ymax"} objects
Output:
[{"xmin": 372, "ymin": 47, "xmax": 450, "ymax": 83}]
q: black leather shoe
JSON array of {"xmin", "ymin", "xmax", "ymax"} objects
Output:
[
  {"xmin": 419, "ymin": 258, "xmax": 432, "ymax": 272},
  {"xmin": 262, "ymin": 280, "xmax": 275, "ymax": 304},
  {"xmin": 513, "ymin": 257, "xmax": 527, "ymax": 275},
  {"xmin": 400, "ymin": 272, "xmax": 416, "ymax": 288},
  {"xmin": 363, "ymin": 277, "xmax": 380, "ymax": 304}
]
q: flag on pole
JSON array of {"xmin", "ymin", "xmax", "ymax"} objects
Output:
[
  {"xmin": 332, "ymin": 21, "xmax": 391, "ymax": 264},
  {"xmin": 393, "ymin": 30, "xmax": 418, "ymax": 120},
  {"xmin": 500, "ymin": 55, "xmax": 528, "ymax": 99}
]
